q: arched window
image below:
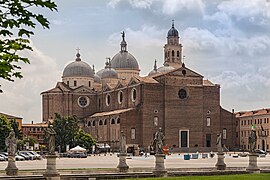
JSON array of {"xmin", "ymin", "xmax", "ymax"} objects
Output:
[
  {"xmin": 106, "ymin": 94, "xmax": 111, "ymax": 106},
  {"xmin": 177, "ymin": 51, "xmax": 180, "ymax": 57},
  {"xmin": 172, "ymin": 50, "xmax": 175, "ymax": 57},
  {"xmin": 131, "ymin": 88, "xmax": 137, "ymax": 102},
  {"xmin": 89, "ymin": 81, "xmax": 91, "ymax": 87},
  {"xmin": 87, "ymin": 121, "xmax": 91, "ymax": 127},
  {"xmin": 111, "ymin": 118, "xmax": 115, "ymax": 124},
  {"xmin": 92, "ymin": 120, "xmax": 96, "ymax": 127},
  {"xmin": 117, "ymin": 118, "xmax": 120, "ymax": 124},
  {"xmin": 99, "ymin": 120, "xmax": 103, "ymax": 126},
  {"xmin": 104, "ymin": 119, "xmax": 107, "ymax": 125},
  {"xmin": 118, "ymin": 91, "xmax": 123, "ymax": 104},
  {"xmin": 74, "ymin": 80, "xmax": 77, "ymax": 86}
]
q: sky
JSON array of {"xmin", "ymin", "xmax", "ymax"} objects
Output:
[{"xmin": 1, "ymin": 0, "xmax": 270, "ymax": 123}]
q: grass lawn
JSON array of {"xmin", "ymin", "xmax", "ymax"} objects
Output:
[{"xmin": 125, "ymin": 173, "xmax": 270, "ymax": 180}]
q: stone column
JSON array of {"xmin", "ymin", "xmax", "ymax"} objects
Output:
[
  {"xmin": 43, "ymin": 155, "xmax": 60, "ymax": 180},
  {"xmin": 117, "ymin": 153, "xmax": 129, "ymax": 172},
  {"xmin": 5, "ymin": 155, "xmax": 18, "ymax": 176},
  {"xmin": 153, "ymin": 154, "xmax": 167, "ymax": 177},
  {"xmin": 246, "ymin": 153, "xmax": 260, "ymax": 173},
  {"xmin": 215, "ymin": 152, "xmax": 226, "ymax": 170}
]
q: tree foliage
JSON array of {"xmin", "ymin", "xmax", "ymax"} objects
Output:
[
  {"xmin": 52, "ymin": 113, "xmax": 80, "ymax": 153},
  {"xmin": 0, "ymin": 0, "xmax": 57, "ymax": 92},
  {"xmin": 75, "ymin": 129, "xmax": 96, "ymax": 151},
  {"xmin": 0, "ymin": 115, "xmax": 11, "ymax": 151}
]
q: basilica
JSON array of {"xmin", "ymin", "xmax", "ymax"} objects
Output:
[{"xmin": 41, "ymin": 22, "xmax": 237, "ymax": 153}]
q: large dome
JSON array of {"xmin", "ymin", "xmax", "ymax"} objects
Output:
[
  {"xmin": 111, "ymin": 51, "xmax": 139, "ymax": 70},
  {"xmin": 63, "ymin": 53, "xmax": 94, "ymax": 78}
]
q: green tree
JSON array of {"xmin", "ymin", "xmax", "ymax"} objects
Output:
[
  {"xmin": 74, "ymin": 129, "xmax": 96, "ymax": 151},
  {"xmin": 23, "ymin": 136, "xmax": 37, "ymax": 146},
  {"xmin": 52, "ymin": 113, "xmax": 80, "ymax": 153},
  {"xmin": 0, "ymin": 0, "xmax": 57, "ymax": 92},
  {"xmin": 0, "ymin": 115, "xmax": 11, "ymax": 151},
  {"xmin": 9, "ymin": 119, "xmax": 22, "ymax": 140}
]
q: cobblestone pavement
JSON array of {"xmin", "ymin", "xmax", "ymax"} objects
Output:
[{"xmin": 0, "ymin": 153, "xmax": 269, "ymax": 170}]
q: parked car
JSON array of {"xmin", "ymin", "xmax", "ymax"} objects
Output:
[
  {"xmin": 255, "ymin": 149, "xmax": 267, "ymax": 155},
  {"xmin": 70, "ymin": 152, "xmax": 87, "ymax": 158},
  {"xmin": 18, "ymin": 152, "xmax": 31, "ymax": 160},
  {"xmin": 28, "ymin": 151, "xmax": 42, "ymax": 160},
  {"xmin": 15, "ymin": 154, "xmax": 25, "ymax": 161},
  {"xmin": 0, "ymin": 156, "xmax": 5, "ymax": 161},
  {"xmin": 19, "ymin": 151, "xmax": 35, "ymax": 160},
  {"xmin": 0, "ymin": 154, "xmax": 8, "ymax": 161}
]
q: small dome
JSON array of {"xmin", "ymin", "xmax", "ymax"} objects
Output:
[
  {"xmin": 157, "ymin": 63, "xmax": 175, "ymax": 73},
  {"xmin": 167, "ymin": 21, "xmax": 179, "ymax": 37},
  {"xmin": 63, "ymin": 53, "xmax": 94, "ymax": 78},
  {"xmin": 111, "ymin": 51, "xmax": 139, "ymax": 70},
  {"xmin": 100, "ymin": 68, "xmax": 118, "ymax": 79},
  {"xmin": 148, "ymin": 69, "xmax": 160, "ymax": 76},
  {"xmin": 94, "ymin": 74, "xmax": 101, "ymax": 83}
]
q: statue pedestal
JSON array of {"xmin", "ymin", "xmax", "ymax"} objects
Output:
[
  {"xmin": 5, "ymin": 156, "xmax": 18, "ymax": 176},
  {"xmin": 215, "ymin": 152, "xmax": 226, "ymax": 170},
  {"xmin": 153, "ymin": 154, "xmax": 167, "ymax": 177},
  {"xmin": 43, "ymin": 155, "xmax": 60, "ymax": 180},
  {"xmin": 117, "ymin": 153, "xmax": 129, "ymax": 173},
  {"xmin": 246, "ymin": 153, "xmax": 260, "ymax": 173}
]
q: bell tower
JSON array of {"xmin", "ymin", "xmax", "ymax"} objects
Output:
[{"xmin": 164, "ymin": 20, "xmax": 183, "ymax": 68}]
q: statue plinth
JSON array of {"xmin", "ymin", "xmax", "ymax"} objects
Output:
[
  {"xmin": 43, "ymin": 155, "xmax": 60, "ymax": 180},
  {"xmin": 246, "ymin": 153, "xmax": 260, "ymax": 173},
  {"xmin": 215, "ymin": 152, "xmax": 226, "ymax": 170},
  {"xmin": 117, "ymin": 153, "xmax": 129, "ymax": 173},
  {"xmin": 153, "ymin": 153, "xmax": 167, "ymax": 177},
  {"xmin": 5, "ymin": 155, "xmax": 18, "ymax": 176}
]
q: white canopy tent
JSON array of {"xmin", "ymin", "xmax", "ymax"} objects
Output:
[{"xmin": 69, "ymin": 145, "xmax": 87, "ymax": 152}]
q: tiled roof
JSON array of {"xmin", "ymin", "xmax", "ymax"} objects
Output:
[
  {"xmin": 22, "ymin": 123, "xmax": 48, "ymax": 127},
  {"xmin": 203, "ymin": 79, "xmax": 215, "ymax": 86},
  {"xmin": 90, "ymin": 108, "xmax": 135, "ymax": 118},
  {"xmin": 235, "ymin": 108, "xmax": 270, "ymax": 118},
  {"xmin": 137, "ymin": 76, "xmax": 159, "ymax": 84},
  {"xmin": 0, "ymin": 113, "xmax": 22, "ymax": 119}
]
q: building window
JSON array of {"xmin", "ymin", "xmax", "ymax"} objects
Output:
[
  {"xmin": 111, "ymin": 118, "xmax": 115, "ymax": 124},
  {"xmin": 172, "ymin": 50, "xmax": 175, "ymax": 57},
  {"xmin": 178, "ymin": 89, "xmax": 187, "ymax": 99},
  {"xmin": 154, "ymin": 116, "xmax": 158, "ymax": 126},
  {"xmin": 116, "ymin": 118, "xmax": 120, "ymax": 124},
  {"xmin": 92, "ymin": 120, "xmax": 95, "ymax": 127},
  {"xmin": 223, "ymin": 129, "xmax": 227, "ymax": 139},
  {"xmin": 104, "ymin": 119, "xmax": 107, "ymax": 125},
  {"xmin": 106, "ymin": 94, "xmax": 111, "ymax": 106},
  {"xmin": 177, "ymin": 51, "xmax": 180, "ymax": 57},
  {"xmin": 131, "ymin": 128, "xmax": 136, "ymax": 139},
  {"xmin": 87, "ymin": 121, "xmax": 91, "ymax": 127},
  {"xmin": 99, "ymin": 120, "xmax": 103, "ymax": 126},
  {"xmin": 67, "ymin": 81, "xmax": 69, "ymax": 86},
  {"xmin": 74, "ymin": 80, "xmax": 77, "ymax": 86},
  {"xmin": 78, "ymin": 96, "xmax": 89, "ymax": 108},
  {"xmin": 131, "ymin": 88, "xmax": 137, "ymax": 102},
  {"xmin": 236, "ymin": 132, "xmax": 238, "ymax": 138},
  {"xmin": 118, "ymin": 91, "xmax": 123, "ymax": 104},
  {"xmin": 89, "ymin": 81, "xmax": 91, "ymax": 87},
  {"xmin": 206, "ymin": 117, "xmax": 211, "ymax": 126}
]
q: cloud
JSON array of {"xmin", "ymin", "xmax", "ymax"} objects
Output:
[
  {"xmin": 107, "ymin": 25, "xmax": 165, "ymax": 48},
  {"xmin": 107, "ymin": 0, "xmax": 205, "ymax": 15},
  {"xmin": 0, "ymin": 42, "xmax": 61, "ymax": 123}
]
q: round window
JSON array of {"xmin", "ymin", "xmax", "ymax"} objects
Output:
[
  {"xmin": 118, "ymin": 91, "xmax": 123, "ymax": 104},
  {"xmin": 131, "ymin": 88, "xmax": 137, "ymax": 102},
  {"xmin": 78, "ymin": 96, "xmax": 89, "ymax": 107},
  {"xmin": 178, "ymin": 89, "xmax": 187, "ymax": 99},
  {"xmin": 106, "ymin": 94, "xmax": 111, "ymax": 106}
]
